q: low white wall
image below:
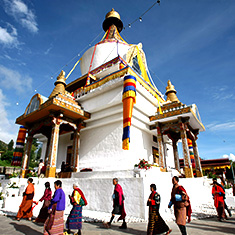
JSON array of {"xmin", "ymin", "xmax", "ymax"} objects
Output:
[{"xmin": 1, "ymin": 173, "xmax": 234, "ymax": 222}]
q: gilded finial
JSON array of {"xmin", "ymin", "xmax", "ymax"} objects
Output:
[
  {"xmin": 105, "ymin": 8, "xmax": 121, "ymax": 20},
  {"xmin": 103, "ymin": 8, "xmax": 123, "ymax": 33},
  {"xmin": 56, "ymin": 70, "xmax": 66, "ymax": 85},
  {"xmin": 49, "ymin": 70, "xmax": 67, "ymax": 98},
  {"xmin": 165, "ymin": 80, "xmax": 179, "ymax": 102}
]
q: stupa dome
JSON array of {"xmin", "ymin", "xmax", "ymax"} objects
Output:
[{"xmin": 80, "ymin": 9, "xmax": 130, "ymax": 75}]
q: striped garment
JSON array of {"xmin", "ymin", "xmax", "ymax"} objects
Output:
[
  {"xmin": 147, "ymin": 209, "xmax": 170, "ymax": 235},
  {"xmin": 44, "ymin": 210, "xmax": 64, "ymax": 235},
  {"xmin": 66, "ymin": 204, "xmax": 83, "ymax": 230}
]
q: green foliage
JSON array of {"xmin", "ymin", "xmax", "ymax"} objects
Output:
[
  {"xmin": 7, "ymin": 140, "xmax": 14, "ymax": 151},
  {"xmin": 29, "ymin": 138, "xmax": 40, "ymax": 168},
  {"xmin": 9, "ymin": 182, "xmax": 19, "ymax": 188},
  {"xmin": 0, "ymin": 151, "xmax": 13, "ymax": 163},
  {"xmin": 0, "ymin": 139, "xmax": 14, "ymax": 165},
  {"xmin": 1, "ymin": 137, "xmax": 42, "ymax": 168},
  {"xmin": 224, "ymin": 184, "xmax": 231, "ymax": 189},
  {"xmin": 134, "ymin": 159, "xmax": 152, "ymax": 170},
  {"xmin": 0, "ymin": 140, "xmax": 7, "ymax": 151},
  {"xmin": 36, "ymin": 147, "xmax": 42, "ymax": 161},
  {"xmin": 207, "ymin": 172, "xmax": 215, "ymax": 178},
  {"xmin": 0, "ymin": 160, "xmax": 12, "ymax": 167},
  {"xmin": 26, "ymin": 171, "xmax": 37, "ymax": 178},
  {"xmin": 9, "ymin": 172, "xmax": 20, "ymax": 178},
  {"xmin": 0, "ymin": 192, "xmax": 3, "ymax": 200}
]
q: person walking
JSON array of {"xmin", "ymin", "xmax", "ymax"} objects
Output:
[
  {"xmin": 212, "ymin": 178, "xmax": 232, "ymax": 217},
  {"xmin": 44, "ymin": 180, "xmax": 65, "ymax": 235},
  {"xmin": 168, "ymin": 176, "xmax": 191, "ymax": 235},
  {"xmin": 65, "ymin": 184, "xmax": 88, "ymax": 235},
  {"xmin": 147, "ymin": 184, "xmax": 172, "ymax": 235},
  {"xmin": 34, "ymin": 182, "xmax": 52, "ymax": 223},
  {"xmin": 103, "ymin": 178, "xmax": 127, "ymax": 229},
  {"xmin": 15, "ymin": 177, "xmax": 35, "ymax": 221},
  {"xmin": 212, "ymin": 179, "xmax": 226, "ymax": 221}
]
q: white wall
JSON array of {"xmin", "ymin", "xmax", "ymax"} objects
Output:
[
  {"xmin": 75, "ymin": 75, "xmax": 173, "ymax": 172},
  {"xmin": 80, "ymin": 42, "xmax": 130, "ymax": 75},
  {"xmin": 3, "ymin": 174, "xmax": 230, "ymax": 221}
]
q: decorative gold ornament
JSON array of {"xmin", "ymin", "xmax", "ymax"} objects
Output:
[
  {"xmin": 105, "ymin": 8, "xmax": 121, "ymax": 20},
  {"xmin": 165, "ymin": 80, "xmax": 180, "ymax": 102}
]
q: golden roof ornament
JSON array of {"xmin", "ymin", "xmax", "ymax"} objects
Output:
[
  {"xmin": 49, "ymin": 70, "xmax": 67, "ymax": 98},
  {"xmin": 165, "ymin": 80, "xmax": 180, "ymax": 102},
  {"xmin": 102, "ymin": 8, "xmax": 123, "ymax": 33},
  {"xmin": 55, "ymin": 70, "xmax": 66, "ymax": 85},
  {"xmin": 105, "ymin": 8, "xmax": 121, "ymax": 20}
]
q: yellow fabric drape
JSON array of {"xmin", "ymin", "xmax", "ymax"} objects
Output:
[
  {"xmin": 116, "ymin": 30, "xmax": 129, "ymax": 44},
  {"xmin": 73, "ymin": 190, "xmax": 81, "ymax": 205},
  {"xmin": 136, "ymin": 46, "xmax": 162, "ymax": 114},
  {"xmin": 136, "ymin": 46, "xmax": 150, "ymax": 84},
  {"xmin": 101, "ymin": 30, "xmax": 108, "ymax": 41},
  {"xmin": 66, "ymin": 58, "xmax": 82, "ymax": 79}
]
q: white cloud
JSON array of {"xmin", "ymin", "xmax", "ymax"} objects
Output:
[
  {"xmin": 0, "ymin": 65, "xmax": 32, "ymax": 94},
  {"xmin": 44, "ymin": 45, "xmax": 53, "ymax": 55},
  {"xmin": 0, "ymin": 89, "xmax": 18, "ymax": 143},
  {"xmin": 211, "ymin": 85, "xmax": 235, "ymax": 101},
  {"xmin": 0, "ymin": 24, "xmax": 19, "ymax": 47},
  {"xmin": 206, "ymin": 121, "xmax": 235, "ymax": 132},
  {"xmin": 3, "ymin": 0, "xmax": 38, "ymax": 33},
  {"xmin": 222, "ymin": 153, "xmax": 235, "ymax": 162}
]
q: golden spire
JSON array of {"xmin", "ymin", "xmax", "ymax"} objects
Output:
[
  {"xmin": 102, "ymin": 8, "xmax": 123, "ymax": 33},
  {"xmin": 105, "ymin": 8, "xmax": 121, "ymax": 20},
  {"xmin": 49, "ymin": 70, "xmax": 66, "ymax": 98},
  {"xmin": 165, "ymin": 80, "xmax": 180, "ymax": 102}
]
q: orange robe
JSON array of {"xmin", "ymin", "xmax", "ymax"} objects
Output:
[
  {"xmin": 212, "ymin": 184, "xmax": 225, "ymax": 219},
  {"xmin": 16, "ymin": 183, "xmax": 34, "ymax": 219}
]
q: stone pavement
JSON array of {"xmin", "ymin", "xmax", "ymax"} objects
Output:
[{"xmin": 0, "ymin": 215, "xmax": 234, "ymax": 235}]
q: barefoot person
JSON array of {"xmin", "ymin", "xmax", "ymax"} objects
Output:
[
  {"xmin": 104, "ymin": 178, "xmax": 127, "ymax": 229},
  {"xmin": 65, "ymin": 184, "xmax": 88, "ymax": 235},
  {"xmin": 44, "ymin": 180, "xmax": 65, "ymax": 235},
  {"xmin": 168, "ymin": 176, "xmax": 191, "ymax": 235},
  {"xmin": 15, "ymin": 177, "xmax": 34, "ymax": 221},
  {"xmin": 147, "ymin": 184, "xmax": 172, "ymax": 235}
]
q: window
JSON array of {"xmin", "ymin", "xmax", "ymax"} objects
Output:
[
  {"xmin": 132, "ymin": 55, "xmax": 142, "ymax": 76},
  {"xmin": 25, "ymin": 96, "xmax": 40, "ymax": 115}
]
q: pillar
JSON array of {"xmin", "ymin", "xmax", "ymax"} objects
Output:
[
  {"xmin": 72, "ymin": 127, "xmax": 80, "ymax": 172},
  {"xmin": 44, "ymin": 135, "xmax": 51, "ymax": 164},
  {"xmin": 172, "ymin": 140, "xmax": 180, "ymax": 172},
  {"xmin": 192, "ymin": 139, "xmax": 203, "ymax": 177},
  {"xmin": 156, "ymin": 123, "xmax": 166, "ymax": 170},
  {"xmin": 45, "ymin": 119, "xmax": 60, "ymax": 178},
  {"xmin": 179, "ymin": 122, "xmax": 193, "ymax": 178},
  {"xmin": 21, "ymin": 134, "xmax": 33, "ymax": 178}
]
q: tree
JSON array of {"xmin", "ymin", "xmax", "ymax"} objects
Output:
[
  {"xmin": 36, "ymin": 146, "xmax": 42, "ymax": 161},
  {"xmin": 29, "ymin": 138, "xmax": 40, "ymax": 168},
  {"xmin": 8, "ymin": 140, "xmax": 14, "ymax": 151},
  {"xmin": 1, "ymin": 150, "xmax": 13, "ymax": 163},
  {"xmin": 0, "ymin": 140, "xmax": 7, "ymax": 151}
]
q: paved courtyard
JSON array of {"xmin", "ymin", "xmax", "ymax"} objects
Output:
[{"xmin": 0, "ymin": 215, "xmax": 234, "ymax": 234}]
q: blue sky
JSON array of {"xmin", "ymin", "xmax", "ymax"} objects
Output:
[{"xmin": 0, "ymin": 0, "xmax": 234, "ymax": 161}]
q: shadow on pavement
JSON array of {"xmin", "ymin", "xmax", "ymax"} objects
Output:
[
  {"xmin": 96, "ymin": 222, "xmax": 146, "ymax": 235},
  {"xmin": 10, "ymin": 222, "xmax": 42, "ymax": 235},
  {"xmin": 188, "ymin": 220, "xmax": 235, "ymax": 234}
]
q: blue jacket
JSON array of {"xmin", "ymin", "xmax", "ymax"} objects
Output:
[{"xmin": 49, "ymin": 188, "xmax": 66, "ymax": 211}]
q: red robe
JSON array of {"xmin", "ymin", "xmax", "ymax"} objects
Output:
[
  {"xmin": 212, "ymin": 185, "xmax": 224, "ymax": 208},
  {"xmin": 114, "ymin": 184, "xmax": 126, "ymax": 220}
]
